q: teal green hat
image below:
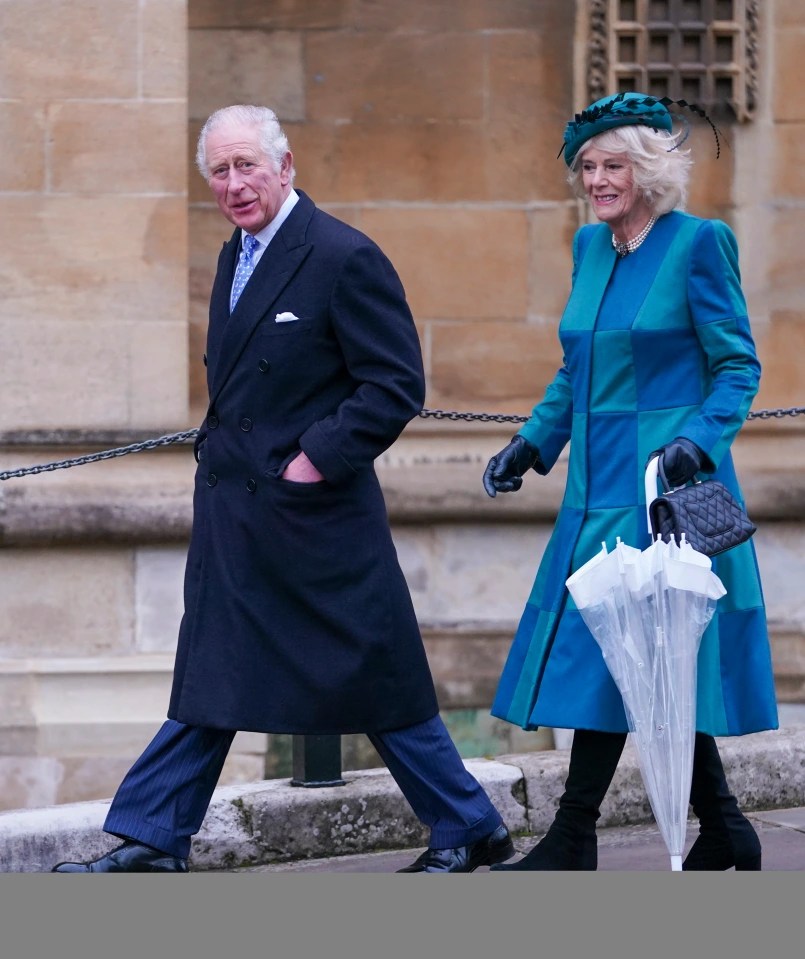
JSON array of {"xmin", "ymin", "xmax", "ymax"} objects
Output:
[{"xmin": 561, "ymin": 92, "xmax": 674, "ymax": 167}]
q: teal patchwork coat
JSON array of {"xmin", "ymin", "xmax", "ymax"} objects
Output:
[{"xmin": 491, "ymin": 211, "xmax": 779, "ymax": 737}]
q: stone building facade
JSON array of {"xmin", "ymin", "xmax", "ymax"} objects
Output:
[{"xmin": 1, "ymin": 0, "xmax": 803, "ymax": 810}]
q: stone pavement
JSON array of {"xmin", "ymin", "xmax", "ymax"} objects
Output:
[
  {"xmin": 2, "ymin": 725, "xmax": 805, "ymax": 873},
  {"xmin": 234, "ymin": 806, "xmax": 805, "ymax": 873}
]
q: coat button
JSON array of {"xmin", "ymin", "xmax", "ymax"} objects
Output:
[
  {"xmin": 258, "ymin": 359, "xmax": 270, "ymax": 373},
  {"xmin": 207, "ymin": 414, "xmax": 219, "ymax": 429},
  {"xmin": 240, "ymin": 417, "xmax": 253, "ymax": 432},
  {"xmin": 207, "ymin": 473, "xmax": 218, "ymax": 487},
  {"xmin": 246, "ymin": 478, "xmax": 257, "ymax": 493},
  {"xmin": 203, "ymin": 353, "xmax": 208, "ymax": 367}
]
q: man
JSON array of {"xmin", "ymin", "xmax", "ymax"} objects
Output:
[{"xmin": 52, "ymin": 105, "xmax": 513, "ymax": 874}]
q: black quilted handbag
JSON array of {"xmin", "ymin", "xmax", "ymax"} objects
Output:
[{"xmin": 648, "ymin": 457, "xmax": 757, "ymax": 557}]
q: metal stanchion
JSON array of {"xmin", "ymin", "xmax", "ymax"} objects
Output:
[{"xmin": 290, "ymin": 734, "xmax": 346, "ymax": 787}]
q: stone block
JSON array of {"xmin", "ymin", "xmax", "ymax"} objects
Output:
[
  {"xmin": 393, "ymin": 523, "xmax": 542, "ymax": 624},
  {"xmin": 0, "ymin": 671, "xmax": 35, "ymax": 728},
  {"xmin": 286, "ymin": 119, "xmax": 574, "ymax": 204},
  {"xmin": 284, "ymin": 120, "xmax": 490, "ymax": 203},
  {"xmin": 189, "ymin": 0, "xmax": 352, "ymax": 30},
  {"xmin": 486, "ymin": 31, "xmax": 574, "ymax": 200},
  {"xmin": 0, "ymin": 757, "xmax": 63, "ymax": 813},
  {"xmin": 0, "ymin": 319, "xmax": 128, "ymax": 429},
  {"xmin": 0, "ymin": 197, "xmax": 188, "ymax": 430},
  {"xmin": 776, "ymin": 0, "xmax": 805, "ymax": 27},
  {"xmin": 429, "ymin": 320, "xmax": 564, "ymax": 409},
  {"xmin": 423, "ymin": 632, "xmax": 517, "ymax": 711},
  {"xmin": 189, "ymin": 206, "xmax": 231, "ymax": 284},
  {"xmin": 773, "ymin": 29, "xmax": 805, "ymax": 122},
  {"xmin": 190, "ymin": 757, "xmax": 528, "ymax": 868},
  {"xmin": 306, "ymin": 32, "xmax": 484, "ymax": 123},
  {"xmin": 0, "ymin": 195, "xmax": 187, "ymax": 326},
  {"xmin": 34, "ymin": 661, "xmax": 170, "ymax": 733},
  {"xmin": 506, "ymin": 741, "xmax": 653, "ymax": 834},
  {"xmin": 189, "ymin": 300, "xmax": 212, "ymax": 419},
  {"xmin": 135, "ymin": 546, "xmax": 187, "ymax": 653},
  {"xmin": 0, "ymin": 550, "xmax": 135, "ymax": 657},
  {"xmin": 772, "ymin": 631, "xmax": 805, "ymax": 701},
  {"xmin": 772, "ymin": 123, "xmax": 805, "ymax": 200},
  {"xmin": 527, "ymin": 205, "xmax": 580, "ymax": 318},
  {"xmin": 685, "ymin": 125, "xmax": 735, "ymax": 217},
  {"xmin": 753, "ymin": 522, "xmax": 805, "ymax": 631},
  {"xmin": 54, "ymin": 756, "xmax": 136, "ymax": 806},
  {"xmin": 768, "ymin": 209, "xmax": 805, "ymax": 308},
  {"xmin": 189, "ymin": 30, "xmax": 304, "ymax": 122},
  {"xmin": 49, "ymin": 101, "xmax": 187, "ymax": 195},
  {"xmin": 3, "ymin": 728, "xmax": 805, "ymax": 870},
  {"xmin": 0, "ymin": 456, "xmax": 196, "ymax": 547},
  {"xmin": 351, "ymin": 0, "xmax": 561, "ymax": 31},
  {"xmin": 376, "ymin": 425, "xmax": 568, "ymax": 521},
  {"xmin": 508, "ymin": 730, "xmax": 805, "ymax": 836},
  {"xmin": 188, "ymin": 121, "xmax": 208, "ymax": 200},
  {"xmin": 142, "ymin": 0, "xmax": 188, "ymax": 99},
  {"xmin": 0, "ymin": 800, "xmax": 114, "ymax": 871},
  {"xmin": 0, "ymin": 0, "xmax": 139, "ymax": 99},
  {"xmin": 752, "ymin": 310, "xmax": 805, "ymax": 410},
  {"xmin": 0, "ymin": 743, "xmax": 265, "ymax": 812},
  {"xmin": 3, "ymin": 322, "xmax": 188, "ymax": 432},
  {"xmin": 0, "ymin": 102, "xmax": 46, "ymax": 191},
  {"xmin": 360, "ymin": 208, "xmax": 529, "ymax": 320},
  {"xmin": 129, "ymin": 321, "xmax": 190, "ymax": 429}
]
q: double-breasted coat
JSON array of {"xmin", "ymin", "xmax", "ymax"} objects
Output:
[
  {"xmin": 491, "ymin": 211, "xmax": 779, "ymax": 738},
  {"xmin": 168, "ymin": 191, "xmax": 439, "ymax": 735}
]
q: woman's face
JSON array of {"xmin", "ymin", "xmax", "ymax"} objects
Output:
[{"xmin": 581, "ymin": 146, "xmax": 650, "ymax": 233}]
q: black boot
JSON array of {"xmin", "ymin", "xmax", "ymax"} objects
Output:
[
  {"xmin": 491, "ymin": 729, "xmax": 627, "ymax": 871},
  {"xmin": 683, "ymin": 733, "xmax": 761, "ymax": 871}
]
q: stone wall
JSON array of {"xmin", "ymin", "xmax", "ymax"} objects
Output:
[
  {"xmin": 186, "ymin": 0, "xmax": 582, "ymax": 423},
  {"xmin": 1, "ymin": 0, "xmax": 803, "ymax": 811},
  {"xmin": 0, "ymin": 0, "xmax": 189, "ymax": 432}
]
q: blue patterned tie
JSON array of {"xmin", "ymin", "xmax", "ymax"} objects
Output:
[{"xmin": 230, "ymin": 234, "xmax": 259, "ymax": 312}]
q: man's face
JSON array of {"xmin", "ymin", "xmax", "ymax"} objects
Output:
[{"xmin": 205, "ymin": 120, "xmax": 292, "ymax": 233}]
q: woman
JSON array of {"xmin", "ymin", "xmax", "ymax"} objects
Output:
[{"xmin": 482, "ymin": 92, "xmax": 778, "ymax": 871}]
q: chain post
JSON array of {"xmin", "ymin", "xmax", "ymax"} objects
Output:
[{"xmin": 290, "ymin": 734, "xmax": 346, "ymax": 787}]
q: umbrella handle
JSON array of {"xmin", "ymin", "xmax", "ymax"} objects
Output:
[{"xmin": 645, "ymin": 456, "xmax": 660, "ymax": 535}]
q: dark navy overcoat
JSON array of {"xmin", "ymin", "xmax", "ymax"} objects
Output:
[{"xmin": 168, "ymin": 191, "xmax": 439, "ymax": 734}]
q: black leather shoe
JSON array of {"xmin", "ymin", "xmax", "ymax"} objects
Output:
[
  {"xmin": 396, "ymin": 824, "xmax": 515, "ymax": 873},
  {"xmin": 51, "ymin": 840, "xmax": 188, "ymax": 873}
]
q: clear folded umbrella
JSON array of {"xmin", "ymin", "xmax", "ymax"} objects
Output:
[{"xmin": 566, "ymin": 461, "xmax": 726, "ymax": 870}]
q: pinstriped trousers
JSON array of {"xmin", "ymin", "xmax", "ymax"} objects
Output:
[{"xmin": 103, "ymin": 715, "xmax": 503, "ymax": 859}]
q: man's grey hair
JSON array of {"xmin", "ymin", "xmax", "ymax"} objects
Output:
[
  {"xmin": 567, "ymin": 124, "xmax": 693, "ymax": 216},
  {"xmin": 195, "ymin": 104, "xmax": 296, "ymax": 182}
]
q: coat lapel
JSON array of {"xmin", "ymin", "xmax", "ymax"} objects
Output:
[{"xmin": 208, "ymin": 193, "xmax": 315, "ymax": 403}]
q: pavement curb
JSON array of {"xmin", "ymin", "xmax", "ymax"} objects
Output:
[{"xmin": 1, "ymin": 725, "xmax": 804, "ymax": 873}]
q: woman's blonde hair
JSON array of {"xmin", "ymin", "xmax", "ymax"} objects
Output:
[{"xmin": 567, "ymin": 124, "xmax": 693, "ymax": 215}]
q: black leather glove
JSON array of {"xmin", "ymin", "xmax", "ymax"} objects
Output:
[
  {"xmin": 652, "ymin": 436, "xmax": 708, "ymax": 488},
  {"xmin": 483, "ymin": 435, "xmax": 542, "ymax": 498}
]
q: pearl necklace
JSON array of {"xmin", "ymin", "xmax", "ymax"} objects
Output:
[{"xmin": 612, "ymin": 216, "xmax": 657, "ymax": 257}]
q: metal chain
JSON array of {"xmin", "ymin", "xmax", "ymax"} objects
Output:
[
  {"xmin": 1, "ymin": 408, "xmax": 803, "ymax": 482},
  {"xmin": 0, "ymin": 430, "xmax": 199, "ymax": 482},
  {"xmin": 418, "ymin": 405, "xmax": 805, "ymax": 424}
]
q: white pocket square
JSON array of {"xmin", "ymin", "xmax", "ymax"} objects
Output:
[{"xmin": 275, "ymin": 311, "xmax": 299, "ymax": 323}]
